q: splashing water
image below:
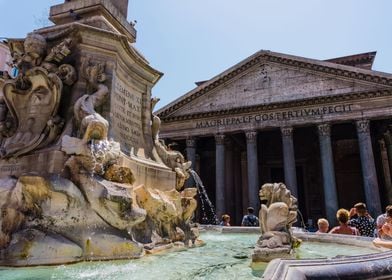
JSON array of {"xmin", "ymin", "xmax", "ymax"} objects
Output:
[
  {"xmin": 89, "ymin": 139, "xmax": 112, "ymax": 175},
  {"xmin": 296, "ymin": 209, "xmax": 307, "ymax": 231},
  {"xmin": 189, "ymin": 169, "xmax": 218, "ymax": 225}
]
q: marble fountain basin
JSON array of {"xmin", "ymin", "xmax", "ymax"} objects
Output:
[{"xmin": 1, "ymin": 226, "xmax": 391, "ymax": 280}]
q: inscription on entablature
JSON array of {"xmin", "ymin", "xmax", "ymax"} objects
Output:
[
  {"xmin": 195, "ymin": 103, "xmax": 353, "ymax": 129},
  {"xmin": 111, "ymin": 78, "xmax": 143, "ymax": 154}
]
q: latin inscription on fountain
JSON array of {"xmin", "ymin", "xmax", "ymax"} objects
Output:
[
  {"xmin": 111, "ymin": 78, "xmax": 143, "ymax": 154},
  {"xmin": 0, "ymin": 165, "xmax": 22, "ymax": 173}
]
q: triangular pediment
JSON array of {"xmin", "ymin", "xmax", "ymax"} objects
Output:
[{"xmin": 157, "ymin": 51, "xmax": 392, "ymax": 119}]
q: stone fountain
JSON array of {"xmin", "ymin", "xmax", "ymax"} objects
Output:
[
  {"xmin": 252, "ymin": 182, "xmax": 300, "ymax": 262},
  {"xmin": 0, "ymin": 0, "xmax": 199, "ymax": 266}
]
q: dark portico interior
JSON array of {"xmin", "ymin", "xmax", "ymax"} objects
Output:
[{"xmin": 167, "ymin": 118, "xmax": 392, "ymax": 226}]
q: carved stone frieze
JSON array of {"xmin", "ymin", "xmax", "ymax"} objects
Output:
[
  {"xmin": 161, "ymin": 89, "xmax": 392, "ymax": 123},
  {"xmin": 318, "ymin": 123, "xmax": 331, "ymax": 137}
]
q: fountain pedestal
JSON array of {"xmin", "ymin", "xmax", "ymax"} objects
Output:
[
  {"xmin": 0, "ymin": 0, "xmax": 197, "ymax": 266},
  {"xmin": 252, "ymin": 183, "xmax": 299, "ymax": 263},
  {"xmin": 252, "ymin": 231, "xmax": 293, "ymax": 262}
]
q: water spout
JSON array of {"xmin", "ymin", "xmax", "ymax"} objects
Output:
[
  {"xmin": 88, "ymin": 139, "xmax": 112, "ymax": 175},
  {"xmin": 296, "ymin": 209, "xmax": 307, "ymax": 231},
  {"xmin": 189, "ymin": 169, "xmax": 218, "ymax": 225}
]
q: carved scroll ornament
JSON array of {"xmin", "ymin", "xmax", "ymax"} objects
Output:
[{"xmin": 0, "ymin": 33, "xmax": 76, "ymax": 158}]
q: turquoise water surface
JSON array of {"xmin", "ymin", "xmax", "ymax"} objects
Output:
[{"xmin": 0, "ymin": 232, "xmax": 380, "ymax": 280}]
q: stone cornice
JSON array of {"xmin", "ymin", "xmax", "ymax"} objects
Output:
[
  {"xmin": 325, "ymin": 51, "xmax": 376, "ymax": 69},
  {"xmin": 49, "ymin": 0, "xmax": 136, "ymax": 42},
  {"xmin": 157, "ymin": 50, "xmax": 392, "ymax": 119},
  {"xmin": 160, "ymin": 89, "xmax": 392, "ymax": 123},
  {"xmin": 36, "ymin": 22, "xmax": 163, "ymax": 85}
]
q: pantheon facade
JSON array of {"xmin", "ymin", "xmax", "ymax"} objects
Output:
[{"xmin": 157, "ymin": 50, "xmax": 392, "ymax": 226}]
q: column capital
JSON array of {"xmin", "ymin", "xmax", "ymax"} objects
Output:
[
  {"xmin": 186, "ymin": 137, "xmax": 196, "ymax": 148},
  {"xmin": 356, "ymin": 119, "xmax": 370, "ymax": 134},
  {"xmin": 215, "ymin": 133, "xmax": 225, "ymax": 145},
  {"xmin": 281, "ymin": 126, "xmax": 293, "ymax": 137},
  {"xmin": 318, "ymin": 123, "xmax": 331, "ymax": 137},
  {"xmin": 245, "ymin": 130, "xmax": 258, "ymax": 143}
]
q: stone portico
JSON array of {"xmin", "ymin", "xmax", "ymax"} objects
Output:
[{"xmin": 157, "ymin": 50, "xmax": 392, "ymax": 225}]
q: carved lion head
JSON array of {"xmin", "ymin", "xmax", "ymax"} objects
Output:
[{"xmin": 259, "ymin": 182, "xmax": 297, "ymax": 211}]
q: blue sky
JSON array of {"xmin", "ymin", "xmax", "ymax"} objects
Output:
[{"xmin": 0, "ymin": 0, "xmax": 391, "ymax": 109}]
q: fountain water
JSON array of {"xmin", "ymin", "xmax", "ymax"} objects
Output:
[
  {"xmin": 296, "ymin": 209, "xmax": 307, "ymax": 231},
  {"xmin": 89, "ymin": 139, "xmax": 112, "ymax": 175},
  {"xmin": 0, "ymin": 231, "xmax": 385, "ymax": 280},
  {"xmin": 189, "ymin": 169, "xmax": 218, "ymax": 224}
]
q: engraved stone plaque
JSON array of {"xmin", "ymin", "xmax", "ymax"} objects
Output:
[{"xmin": 110, "ymin": 76, "xmax": 144, "ymax": 156}]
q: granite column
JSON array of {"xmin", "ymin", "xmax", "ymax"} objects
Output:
[
  {"xmin": 281, "ymin": 127, "xmax": 298, "ymax": 198},
  {"xmin": 225, "ymin": 139, "xmax": 235, "ymax": 219},
  {"xmin": 215, "ymin": 134, "xmax": 226, "ymax": 217},
  {"xmin": 356, "ymin": 119, "xmax": 381, "ymax": 216},
  {"xmin": 186, "ymin": 137, "xmax": 197, "ymax": 169},
  {"xmin": 233, "ymin": 147, "xmax": 243, "ymax": 224},
  {"xmin": 379, "ymin": 139, "xmax": 392, "ymax": 204},
  {"xmin": 384, "ymin": 129, "xmax": 392, "ymax": 182},
  {"xmin": 185, "ymin": 137, "xmax": 197, "ymax": 188},
  {"xmin": 318, "ymin": 123, "xmax": 339, "ymax": 224},
  {"xmin": 241, "ymin": 152, "xmax": 249, "ymax": 214},
  {"xmin": 382, "ymin": 130, "xmax": 392, "ymax": 204},
  {"xmin": 246, "ymin": 131, "xmax": 260, "ymax": 211}
]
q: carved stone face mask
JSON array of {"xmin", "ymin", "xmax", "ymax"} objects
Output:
[
  {"xmin": 2, "ymin": 67, "xmax": 62, "ymax": 157},
  {"xmin": 22, "ymin": 33, "xmax": 47, "ymax": 67}
]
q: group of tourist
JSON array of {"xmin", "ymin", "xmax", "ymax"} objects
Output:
[
  {"xmin": 219, "ymin": 202, "xmax": 392, "ymax": 249},
  {"xmin": 219, "ymin": 207, "xmax": 260, "ymax": 227},
  {"xmin": 316, "ymin": 203, "xmax": 392, "ymax": 249}
]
